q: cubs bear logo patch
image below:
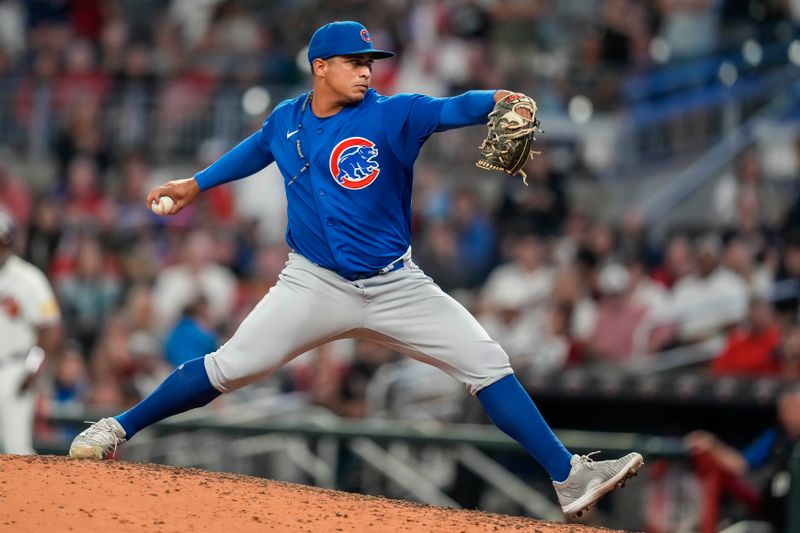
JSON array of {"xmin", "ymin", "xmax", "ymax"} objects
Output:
[{"xmin": 329, "ymin": 137, "xmax": 381, "ymax": 190}]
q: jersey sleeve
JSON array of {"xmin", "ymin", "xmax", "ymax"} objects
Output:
[
  {"xmin": 381, "ymin": 93, "xmax": 447, "ymax": 163},
  {"xmin": 22, "ymin": 267, "xmax": 60, "ymax": 327},
  {"xmin": 381, "ymin": 91, "xmax": 496, "ymax": 163},
  {"xmin": 194, "ymin": 115, "xmax": 276, "ymax": 191},
  {"xmin": 436, "ymin": 90, "xmax": 496, "ymax": 130}
]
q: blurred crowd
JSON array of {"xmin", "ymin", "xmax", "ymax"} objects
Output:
[
  {"xmin": 2, "ymin": 0, "xmax": 798, "ymax": 159},
  {"xmin": 0, "ymin": 0, "xmax": 798, "ymax": 424}
]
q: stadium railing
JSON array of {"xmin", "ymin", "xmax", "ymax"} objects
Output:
[
  {"xmin": 619, "ymin": 38, "xmax": 800, "ymax": 170},
  {"xmin": 41, "ymin": 403, "xmax": 685, "ymax": 523}
]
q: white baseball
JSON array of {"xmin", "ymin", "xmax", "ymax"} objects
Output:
[{"xmin": 151, "ymin": 195, "xmax": 175, "ymax": 215}]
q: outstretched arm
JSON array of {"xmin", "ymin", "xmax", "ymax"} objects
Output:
[
  {"xmin": 436, "ymin": 90, "xmax": 531, "ymax": 131},
  {"xmin": 684, "ymin": 430, "xmax": 749, "ymax": 476},
  {"xmin": 145, "ymin": 131, "xmax": 274, "ymax": 215}
]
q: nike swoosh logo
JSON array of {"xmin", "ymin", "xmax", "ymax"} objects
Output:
[{"xmin": 286, "ymin": 129, "xmax": 299, "ymax": 139}]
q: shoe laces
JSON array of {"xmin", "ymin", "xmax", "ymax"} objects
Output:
[
  {"xmin": 578, "ymin": 451, "xmax": 602, "ymax": 470},
  {"xmin": 81, "ymin": 419, "xmax": 124, "ymax": 453}
]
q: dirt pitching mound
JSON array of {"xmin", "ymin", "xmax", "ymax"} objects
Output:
[{"xmin": 0, "ymin": 455, "xmax": 627, "ymax": 532}]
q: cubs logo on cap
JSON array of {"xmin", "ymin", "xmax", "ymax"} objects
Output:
[
  {"xmin": 308, "ymin": 21, "xmax": 394, "ymax": 63},
  {"xmin": 329, "ymin": 137, "xmax": 381, "ymax": 190}
]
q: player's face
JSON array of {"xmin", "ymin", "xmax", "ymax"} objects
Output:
[{"xmin": 321, "ymin": 55, "xmax": 373, "ymax": 103}]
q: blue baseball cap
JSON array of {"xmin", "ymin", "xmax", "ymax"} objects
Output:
[{"xmin": 307, "ymin": 21, "xmax": 395, "ymax": 64}]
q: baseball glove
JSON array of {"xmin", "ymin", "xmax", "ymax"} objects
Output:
[{"xmin": 476, "ymin": 92, "xmax": 541, "ymax": 185}]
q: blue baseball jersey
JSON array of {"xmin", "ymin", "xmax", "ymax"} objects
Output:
[{"xmin": 196, "ymin": 88, "xmax": 495, "ymax": 280}]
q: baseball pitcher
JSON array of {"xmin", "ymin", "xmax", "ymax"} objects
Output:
[
  {"xmin": 0, "ymin": 211, "xmax": 62, "ymax": 454},
  {"xmin": 70, "ymin": 21, "xmax": 642, "ymax": 516}
]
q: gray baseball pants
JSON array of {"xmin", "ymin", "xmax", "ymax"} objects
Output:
[{"xmin": 204, "ymin": 252, "xmax": 513, "ymax": 395}]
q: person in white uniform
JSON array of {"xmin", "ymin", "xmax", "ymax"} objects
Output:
[{"xmin": 0, "ymin": 211, "xmax": 62, "ymax": 454}]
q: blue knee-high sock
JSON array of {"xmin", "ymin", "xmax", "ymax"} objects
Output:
[
  {"xmin": 115, "ymin": 357, "xmax": 221, "ymax": 439},
  {"xmin": 477, "ymin": 374, "xmax": 573, "ymax": 482}
]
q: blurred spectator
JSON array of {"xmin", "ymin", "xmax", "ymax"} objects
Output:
[
  {"xmin": 196, "ymin": 139, "xmax": 236, "ymax": 224},
  {"xmin": 724, "ymin": 190, "xmax": 778, "ymax": 277},
  {"xmin": 527, "ymin": 304, "xmax": 572, "ymax": 376},
  {"xmin": 231, "ymin": 243, "xmax": 289, "ymax": 321},
  {"xmin": 110, "ymin": 44, "xmax": 157, "ymax": 151},
  {"xmin": 657, "ymin": 0, "xmax": 721, "ymax": 60},
  {"xmin": 669, "ymin": 234, "xmax": 749, "ymax": 343},
  {"xmin": 54, "ymin": 95, "xmax": 110, "ymax": 181},
  {"xmin": 685, "ymin": 386, "xmax": 800, "ymax": 532},
  {"xmin": 68, "ymin": 0, "xmax": 105, "ymax": 42},
  {"xmin": 651, "ymin": 233, "xmax": 694, "ymax": 289},
  {"xmin": 57, "ymin": 236, "xmax": 121, "ymax": 354},
  {"xmin": 87, "ymin": 377, "xmax": 125, "ymax": 409},
  {"xmin": 480, "ymin": 281, "xmax": 538, "ymax": 362},
  {"xmin": 128, "ymin": 330, "xmax": 171, "ymax": 398},
  {"xmin": 0, "ymin": 160, "xmax": 32, "ymax": 226},
  {"xmin": 24, "ymin": 197, "xmax": 63, "ymax": 274},
  {"xmin": 114, "ymin": 151, "xmax": 156, "ymax": 235},
  {"xmin": 551, "ymin": 265, "xmax": 596, "ymax": 345},
  {"xmin": 482, "ymin": 235, "xmax": 554, "ymax": 312},
  {"xmin": 152, "ymin": 229, "xmax": 236, "ymax": 328},
  {"xmin": 774, "ymin": 325, "xmax": 800, "ymax": 379},
  {"xmin": 59, "ymin": 155, "xmax": 115, "ymax": 232},
  {"xmin": 14, "ymin": 50, "xmax": 60, "ymax": 157},
  {"xmin": 600, "ymin": 0, "xmax": 645, "ymax": 66},
  {"xmin": 164, "ymin": 296, "xmax": 220, "ymax": 368},
  {"xmin": 99, "ymin": 15, "xmax": 129, "ymax": 76},
  {"xmin": 773, "ymin": 233, "xmax": 800, "ymax": 323},
  {"xmin": 566, "ymin": 30, "xmax": 621, "ymax": 112},
  {"xmin": 53, "ymin": 39, "xmax": 110, "ymax": 116},
  {"xmin": 169, "ymin": 0, "xmax": 224, "ymax": 47},
  {"xmin": 722, "ymin": 236, "xmax": 773, "ymax": 299},
  {"xmin": 414, "ymin": 221, "xmax": 472, "ymax": 293},
  {"xmin": 585, "ymin": 263, "xmax": 651, "ymax": 364},
  {"xmin": 154, "ymin": 47, "xmax": 219, "ymax": 157},
  {"xmin": 619, "ymin": 209, "xmax": 660, "ymax": 269},
  {"xmin": 624, "ymin": 251, "xmax": 669, "ymax": 313},
  {"xmin": 587, "ymin": 220, "xmax": 618, "ymax": 266},
  {"xmin": 88, "ymin": 313, "xmax": 138, "ymax": 405},
  {"xmin": 48, "ymin": 339, "xmax": 90, "ymax": 441},
  {"xmin": 711, "ymin": 148, "xmax": 779, "ymax": 229},
  {"xmin": 232, "ymin": 158, "xmax": 289, "ymax": 246},
  {"xmin": 552, "ymin": 211, "xmax": 592, "ymax": 267},
  {"xmin": 450, "ymin": 186, "xmax": 496, "ymax": 286},
  {"xmin": 479, "ymin": 284, "xmax": 569, "ymax": 380},
  {"xmin": 51, "ymin": 340, "xmax": 90, "ymax": 406},
  {"xmin": 495, "ymin": 151, "xmax": 569, "ymax": 238},
  {"xmin": 781, "ymin": 140, "xmax": 800, "ymax": 237},
  {"xmin": 711, "ymin": 298, "xmax": 782, "ymax": 376},
  {"xmin": 0, "ymin": 0, "xmax": 25, "ymax": 60},
  {"xmin": 209, "ymin": 0, "xmax": 262, "ymax": 55},
  {"xmin": 122, "ymin": 284, "xmax": 159, "ymax": 334},
  {"xmin": 313, "ymin": 340, "xmax": 396, "ymax": 418}
]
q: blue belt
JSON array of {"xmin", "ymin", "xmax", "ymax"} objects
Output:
[
  {"xmin": 352, "ymin": 261, "xmax": 405, "ymax": 280},
  {"xmin": 293, "ymin": 247, "xmax": 411, "ymax": 281}
]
